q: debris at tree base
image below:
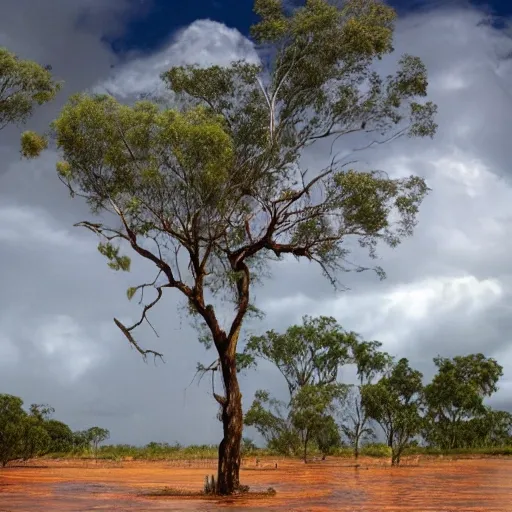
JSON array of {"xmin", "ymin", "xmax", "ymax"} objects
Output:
[
  {"xmin": 203, "ymin": 474, "xmax": 216, "ymax": 494},
  {"xmin": 143, "ymin": 483, "xmax": 277, "ymax": 500}
]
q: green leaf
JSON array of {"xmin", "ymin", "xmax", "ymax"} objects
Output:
[
  {"xmin": 126, "ymin": 287, "xmax": 137, "ymax": 301},
  {"xmin": 97, "ymin": 242, "xmax": 131, "ymax": 272},
  {"xmin": 0, "ymin": 47, "xmax": 61, "ymax": 130},
  {"xmin": 20, "ymin": 131, "xmax": 48, "ymax": 158}
]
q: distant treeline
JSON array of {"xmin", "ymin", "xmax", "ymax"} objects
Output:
[
  {"xmin": 1, "ymin": 389, "xmax": 511, "ymax": 468},
  {"xmin": 242, "ymin": 317, "xmax": 512, "ymax": 465},
  {"xmin": 2, "ymin": 318, "xmax": 511, "ymax": 468},
  {"xmin": 0, "ymin": 395, "xmax": 109, "ymax": 467}
]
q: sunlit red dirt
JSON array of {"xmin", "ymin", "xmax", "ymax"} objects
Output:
[{"xmin": 1, "ymin": 456, "xmax": 512, "ymax": 511}]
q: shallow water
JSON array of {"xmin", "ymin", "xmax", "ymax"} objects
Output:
[{"xmin": 1, "ymin": 457, "xmax": 511, "ymax": 511}]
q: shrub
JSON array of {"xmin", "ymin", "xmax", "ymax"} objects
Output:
[{"xmin": 360, "ymin": 443, "xmax": 392, "ymax": 458}]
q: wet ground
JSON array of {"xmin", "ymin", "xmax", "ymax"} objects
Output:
[{"xmin": 1, "ymin": 456, "xmax": 512, "ymax": 511}]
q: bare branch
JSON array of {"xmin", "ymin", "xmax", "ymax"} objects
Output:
[
  {"xmin": 256, "ymin": 77, "xmax": 271, "ymax": 110},
  {"xmin": 114, "ymin": 317, "xmax": 164, "ymax": 363},
  {"xmin": 74, "ymin": 221, "xmax": 125, "ymax": 241}
]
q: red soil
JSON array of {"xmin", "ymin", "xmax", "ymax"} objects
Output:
[{"xmin": 1, "ymin": 456, "xmax": 512, "ymax": 511}]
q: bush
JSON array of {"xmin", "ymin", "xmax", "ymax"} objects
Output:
[
  {"xmin": 360, "ymin": 443, "xmax": 392, "ymax": 458},
  {"xmin": 333, "ymin": 447, "xmax": 354, "ymax": 458},
  {"xmin": 44, "ymin": 420, "xmax": 73, "ymax": 452}
]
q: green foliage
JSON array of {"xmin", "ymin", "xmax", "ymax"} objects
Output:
[
  {"xmin": 0, "ymin": 397, "xmax": 77, "ymax": 465},
  {"xmin": 126, "ymin": 287, "xmax": 138, "ymax": 300},
  {"xmin": 403, "ymin": 445, "xmax": 512, "ymax": 457},
  {"xmin": 43, "ymin": 441, "xmax": 512, "ymax": 461},
  {"xmin": 29, "ymin": 403, "xmax": 55, "ymax": 422},
  {"xmin": 245, "ymin": 316, "xmax": 354, "ymax": 458},
  {"xmin": 235, "ymin": 352, "xmax": 257, "ymax": 373},
  {"xmin": 95, "ymin": 442, "xmax": 222, "ymax": 461},
  {"xmin": 27, "ymin": 0, "xmax": 436, "ymax": 358},
  {"xmin": 0, "ymin": 394, "xmax": 26, "ymax": 466},
  {"xmin": 245, "ymin": 316, "xmax": 355, "ymax": 396},
  {"xmin": 49, "ymin": 94, "xmax": 234, "ymax": 215},
  {"xmin": 20, "ymin": 130, "xmax": 48, "ymax": 158},
  {"xmin": 0, "ymin": 394, "xmax": 111, "ymax": 465},
  {"xmin": 43, "ymin": 420, "xmax": 74, "ymax": 452},
  {"xmin": 313, "ymin": 412, "xmax": 342, "ymax": 456},
  {"xmin": 342, "ymin": 339, "xmax": 392, "ymax": 458},
  {"xmin": 351, "ymin": 339, "xmax": 393, "ymax": 385},
  {"xmin": 290, "ymin": 383, "xmax": 346, "ymax": 461},
  {"xmin": 424, "ymin": 354, "xmax": 504, "ymax": 450},
  {"xmin": 244, "ymin": 390, "xmax": 293, "ymax": 451},
  {"xmin": 19, "ymin": 418, "xmax": 51, "ymax": 461},
  {"xmin": 476, "ymin": 409, "xmax": 512, "ymax": 447},
  {"xmin": 0, "ymin": 47, "xmax": 61, "ymax": 131},
  {"xmin": 360, "ymin": 442, "xmax": 392, "ymax": 458},
  {"xmin": 72, "ymin": 430, "xmax": 92, "ymax": 450},
  {"xmin": 268, "ymin": 429, "xmax": 302, "ymax": 455},
  {"xmin": 361, "ymin": 358, "xmax": 423, "ymax": 465},
  {"xmin": 98, "ymin": 242, "xmax": 131, "ymax": 272},
  {"xmin": 86, "ymin": 426, "xmax": 110, "ymax": 459}
]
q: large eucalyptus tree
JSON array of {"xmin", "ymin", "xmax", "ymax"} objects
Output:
[{"xmin": 23, "ymin": 0, "xmax": 436, "ymax": 494}]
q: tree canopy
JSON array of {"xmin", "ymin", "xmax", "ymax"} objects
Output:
[
  {"xmin": 244, "ymin": 315, "xmax": 355, "ymax": 396},
  {"xmin": 289, "ymin": 383, "xmax": 346, "ymax": 461},
  {"xmin": 361, "ymin": 358, "xmax": 423, "ymax": 465},
  {"xmin": 244, "ymin": 316, "xmax": 353, "ymax": 457},
  {"xmin": 424, "ymin": 354, "xmax": 504, "ymax": 449},
  {"xmin": 0, "ymin": 46, "xmax": 60, "ymax": 132}
]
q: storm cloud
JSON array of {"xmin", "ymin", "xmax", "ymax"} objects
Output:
[{"xmin": 1, "ymin": 1, "xmax": 512, "ymax": 445}]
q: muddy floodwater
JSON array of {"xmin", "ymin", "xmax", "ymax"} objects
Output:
[{"xmin": 1, "ymin": 456, "xmax": 512, "ymax": 511}]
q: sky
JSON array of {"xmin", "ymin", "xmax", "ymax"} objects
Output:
[{"xmin": 1, "ymin": 0, "xmax": 512, "ymax": 446}]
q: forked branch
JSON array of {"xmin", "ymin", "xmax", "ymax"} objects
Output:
[
  {"xmin": 114, "ymin": 317, "xmax": 164, "ymax": 363},
  {"xmin": 190, "ymin": 359, "xmax": 227, "ymax": 406}
]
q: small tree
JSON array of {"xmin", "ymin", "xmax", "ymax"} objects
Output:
[
  {"xmin": 289, "ymin": 384, "xmax": 346, "ymax": 462},
  {"xmin": 244, "ymin": 316, "xmax": 354, "ymax": 451},
  {"xmin": 341, "ymin": 339, "xmax": 392, "ymax": 459},
  {"xmin": 72, "ymin": 430, "xmax": 91, "ymax": 451},
  {"xmin": 25, "ymin": 0, "xmax": 436, "ymax": 494},
  {"xmin": 475, "ymin": 409, "xmax": 512, "ymax": 447},
  {"xmin": 314, "ymin": 414, "xmax": 342, "ymax": 459},
  {"xmin": 340, "ymin": 387, "xmax": 375, "ymax": 458},
  {"xmin": 25, "ymin": 404, "xmax": 73, "ymax": 456},
  {"xmin": 361, "ymin": 358, "xmax": 423, "ymax": 465},
  {"xmin": 86, "ymin": 427, "xmax": 110, "ymax": 460},
  {"xmin": 244, "ymin": 390, "xmax": 300, "ymax": 454},
  {"xmin": 423, "ymin": 354, "xmax": 503, "ymax": 450}
]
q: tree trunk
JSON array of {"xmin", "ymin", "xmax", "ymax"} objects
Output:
[
  {"xmin": 387, "ymin": 428, "xmax": 393, "ymax": 448},
  {"xmin": 391, "ymin": 449, "xmax": 401, "ymax": 466},
  {"xmin": 303, "ymin": 434, "xmax": 309, "ymax": 463},
  {"xmin": 354, "ymin": 440, "xmax": 359, "ymax": 460},
  {"xmin": 216, "ymin": 352, "xmax": 243, "ymax": 495}
]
